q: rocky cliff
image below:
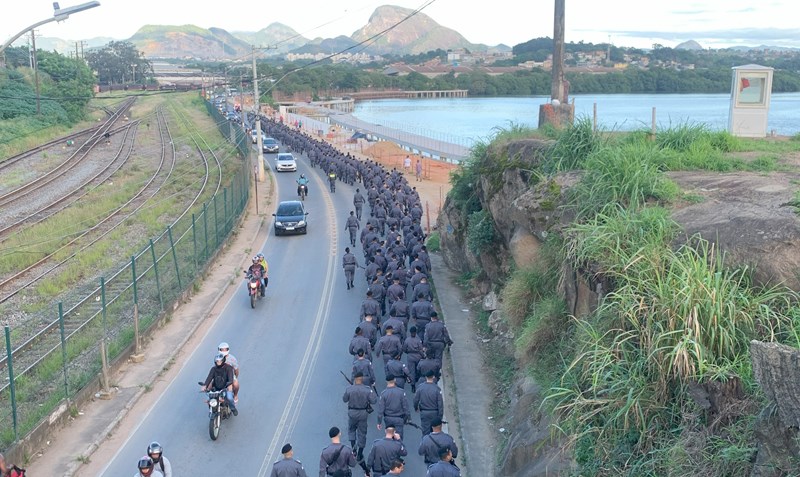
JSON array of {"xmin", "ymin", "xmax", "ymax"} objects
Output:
[{"xmin": 438, "ymin": 137, "xmax": 800, "ymax": 476}]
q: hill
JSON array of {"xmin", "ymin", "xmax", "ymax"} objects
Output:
[
  {"xmin": 290, "ymin": 36, "xmax": 359, "ymax": 55},
  {"xmin": 351, "ymin": 5, "xmax": 475, "ymax": 55},
  {"xmin": 128, "ymin": 24, "xmax": 251, "ymax": 59},
  {"xmin": 231, "ymin": 23, "xmax": 308, "ymax": 55},
  {"xmin": 676, "ymin": 39, "xmax": 704, "ymax": 50}
]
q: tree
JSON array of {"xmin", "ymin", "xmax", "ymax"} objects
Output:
[{"xmin": 86, "ymin": 41, "xmax": 150, "ymax": 85}]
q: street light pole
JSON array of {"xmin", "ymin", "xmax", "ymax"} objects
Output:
[
  {"xmin": 0, "ymin": 2, "xmax": 101, "ymax": 60},
  {"xmin": 252, "ymin": 46, "xmax": 266, "ymax": 182}
]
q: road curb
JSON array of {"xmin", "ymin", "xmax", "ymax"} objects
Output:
[{"xmin": 63, "ymin": 192, "xmax": 269, "ymax": 477}]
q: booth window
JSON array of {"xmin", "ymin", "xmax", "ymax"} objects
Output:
[{"xmin": 737, "ymin": 74, "xmax": 766, "ymax": 106}]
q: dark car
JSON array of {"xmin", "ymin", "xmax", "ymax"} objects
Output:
[
  {"xmin": 262, "ymin": 137, "xmax": 279, "ymax": 153},
  {"xmin": 272, "ymin": 200, "xmax": 308, "ymax": 235}
]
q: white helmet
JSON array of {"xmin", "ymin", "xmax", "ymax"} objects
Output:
[{"xmin": 218, "ymin": 342, "xmax": 230, "ymax": 356}]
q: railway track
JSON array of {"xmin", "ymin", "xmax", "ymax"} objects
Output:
[
  {"xmin": 0, "ymin": 104, "xmax": 224, "ymax": 394},
  {"xmin": 0, "ymin": 97, "xmax": 136, "ymax": 211},
  {"xmin": 0, "ymin": 109, "xmax": 177, "ymax": 305}
]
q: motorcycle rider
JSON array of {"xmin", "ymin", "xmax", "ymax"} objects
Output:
[
  {"xmin": 257, "ymin": 253, "xmax": 269, "ymax": 290},
  {"xmin": 248, "ymin": 256, "xmax": 266, "ymax": 297},
  {"xmin": 218, "ymin": 342, "xmax": 240, "ymax": 403},
  {"xmin": 146, "ymin": 442, "xmax": 172, "ymax": 477},
  {"xmin": 297, "ymin": 173, "xmax": 310, "ymax": 197},
  {"xmin": 135, "ymin": 456, "xmax": 164, "ymax": 477},
  {"xmin": 200, "ymin": 353, "xmax": 238, "ymax": 416}
]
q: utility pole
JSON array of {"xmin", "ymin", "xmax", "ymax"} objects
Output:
[
  {"xmin": 539, "ymin": 0, "xmax": 574, "ymax": 128},
  {"xmin": 31, "ymin": 30, "xmax": 41, "ymax": 115},
  {"xmin": 253, "ymin": 46, "xmax": 266, "ymax": 182},
  {"xmin": 80, "ymin": 40, "xmax": 86, "ymax": 60}
]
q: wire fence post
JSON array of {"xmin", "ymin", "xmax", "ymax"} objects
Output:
[
  {"xmin": 5, "ymin": 326, "xmax": 18, "ymax": 442},
  {"xmin": 131, "ymin": 255, "xmax": 142, "ymax": 358},
  {"xmin": 192, "ymin": 213, "xmax": 198, "ymax": 273},
  {"xmin": 167, "ymin": 225, "xmax": 182, "ymax": 290},
  {"xmin": 99, "ymin": 276, "xmax": 110, "ymax": 394},
  {"xmin": 58, "ymin": 302, "xmax": 69, "ymax": 400},
  {"xmin": 150, "ymin": 239, "xmax": 164, "ymax": 311},
  {"xmin": 223, "ymin": 187, "xmax": 229, "ymax": 231},
  {"xmin": 213, "ymin": 194, "xmax": 220, "ymax": 248},
  {"xmin": 203, "ymin": 203, "xmax": 209, "ymax": 263}
]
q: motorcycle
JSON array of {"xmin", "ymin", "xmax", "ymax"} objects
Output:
[
  {"xmin": 244, "ymin": 270, "xmax": 265, "ymax": 308},
  {"xmin": 198, "ymin": 382, "xmax": 233, "ymax": 440},
  {"xmin": 298, "ymin": 183, "xmax": 307, "ymax": 201}
]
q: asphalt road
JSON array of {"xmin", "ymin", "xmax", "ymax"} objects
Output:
[{"xmin": 100, "ymin": 144, "xmax": 428, "ymax": 476}]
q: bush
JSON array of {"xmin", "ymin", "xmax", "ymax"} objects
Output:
[
  {"xmin": 501, "ymin": 264, "xmax": 559, "ymax": 328},
  {"xmin": 545, "ymin": 116, "xmax": 604, "ymax": 172},
  {"xmin": 425, "ymin": 231, "xmax": 440, "ymax": 252},
  {"xmin": 466, "ymin": 209, "xmax": 496, "ymax": 256}
]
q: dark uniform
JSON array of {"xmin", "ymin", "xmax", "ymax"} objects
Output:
[
  {"xmin": 318, "ymin": 443, "xmax": 356, "ymax": 477},
  {"xmin": 353, "ymin": 191, "xmax": 366, "ymax": 220},
  {"xmin": 342, "ymin": 384, "xmax": 378, "ymax": 451},
  {"xmin": 360, "ymin": 296, "xmax": 381, "ymax": 321},
  {"xmin": 351, "ymin": 357, "xmax": 376, "ymax": 387},
  {"xmin": 416, "ymin": 358, "xmax": 442, "ymax": 384},
  {"xmin": 385, "ymin": 357, "xmax": 411, "ymax": 389},
  {"xmin": 403, "ymin": 333, "xmax": 424, "ymax": 391},
  {"xmin": 367, "ymin": 437, "xmax": 407, "ymax": 477},
  {"xmin": 349, "ymin": 334, "xmax": 372, "ymax": 360},
  {"xmin": 419, "ymin": 431, "xmax": 459, "ymax": 465},
  {"xmin": 414, "ymin": 381, "xmax": 444, "ymax": 435},
  {"xmin": 374, "ymin": 333, "xmax": 402, "ymax": 365},
  {"xmin": 345, "ymin": 214, "xmax": 360, "ymax": 248},
  {"xmin": 358, "ymin": 319, "xmax": 379, "ymax": 348},
  {"xmin": 389, "ymin": 300, "xmax": 410, "ymax": 327},
  {"xmin": 426, "ymin": 461, "xmax": 461, "ymax": 477},
  {"xmin": 423, "ymin": 319, "xmax": 452, "ymax": 362},
  {"xmin": 382, "ymin": 316, "xmax": 406, "ymax": 341},
  {"xmin": 342, "ymin": 251, "xmax": 358, "ymax": 290},
  {"xmin": 410, "ymin": 297, "xmax": 435, "ymax": 341},
  {"xmin": 377, "ymin": 385, "xmax": 410, "ymax": 439},
  {"xmin": 270, "ymin": 457, "xmax": 308, "ymax": 477}
]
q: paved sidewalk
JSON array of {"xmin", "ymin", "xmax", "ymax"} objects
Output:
[{"xmin": 432, "ymin": 253, "xmax": 497, "ymax": 477}]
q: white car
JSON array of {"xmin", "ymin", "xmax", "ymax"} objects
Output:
[
  {"xmin": 274, "ymin": 153, "xmax": 297, "ymax": 172},
  {"xmin": 251, "ymin": 130, "xmax": 267, "ymax": 144}
]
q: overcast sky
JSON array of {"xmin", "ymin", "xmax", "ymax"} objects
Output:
[{"xmin": 3, "ymin": 0, "xmax": 798, "ymax": 49}]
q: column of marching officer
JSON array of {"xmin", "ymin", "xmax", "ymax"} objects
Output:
[{"xmin": 256, "ymin": 119, "xmax": 461, "ymax": 477}]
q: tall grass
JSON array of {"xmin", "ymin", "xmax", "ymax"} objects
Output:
[
  {"xmin": 573, "ymin": 143, "xmax": 680, "ymax": 217},
  {"xmin": 545, "ymin": 117, "xmax": 605, "ymax": 172}
]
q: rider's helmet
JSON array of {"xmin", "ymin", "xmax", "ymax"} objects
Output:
[
  {"xmin": 214, "ymin": 353, "xmax": 226, "ymax": 366},
  {"xmin": 147, "ymin": 442, "xmax": 163, "ymax": 462},
  {"xmin": 300, "ymin": 173, "xmax": 305, "ymax": 178},
  {"xmin": 138, "ymin": 457, "xmax": 155, "ymax": 475},
  {"xmin": 252, "ymin": 256, "xmax": 259, "ymax": 264},
  {"xmin": 218, "ymin": 342, "xmax": 230, "ymax": 356},
  {"xmin": 256, "ymin": 253, "xmax": 264, "ymax": 260}
]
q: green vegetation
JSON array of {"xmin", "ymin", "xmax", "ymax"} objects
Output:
[
  {"xmin": 425, "ymin": 231, "xmax": 441, "ymax": 252},
  {"xmin": 466, "ymin": 210, "xmax": 496, "ymax": 256},
  {"xmin": 449, "ymin": 119, "xmax": 800, "ymax": 476}
]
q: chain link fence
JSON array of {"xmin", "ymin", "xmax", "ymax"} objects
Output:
[{"xmin": 0, "ymin": 100, "xmax": 252, "ymax": 451}]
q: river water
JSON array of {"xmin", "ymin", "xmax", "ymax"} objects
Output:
[{"xmin": 352, "ymin": 93, "xmax": 800, "ymax": 147}]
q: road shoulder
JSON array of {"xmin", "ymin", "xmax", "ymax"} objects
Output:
[{"xmin": 432, "ymin": 253, "xmax": 497, "ymax": 477}]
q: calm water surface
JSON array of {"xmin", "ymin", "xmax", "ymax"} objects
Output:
[{"xmin": 352, "ymin": 93, "xmax": 800, "ymax": 146}]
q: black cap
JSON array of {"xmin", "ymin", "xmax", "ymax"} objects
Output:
[
  {"xmin": 431, "ymin": 311, "xmax": 438, "ymax": 318},
  {"xmin": 431, "ymin": 417, "xmax": 443, "ymax": 428},
  {"xmin": 385, "ymin": 422, "xmax": 396, "ymax": 430},
  {"xmin": 425, "ymin": 369, "xmax": 435, "ymax": 378},
  {"xmin": 329, "ymin": 426, "xmax": 340, "ymax": 438},
  {"xmin": 281, "ymin": 443, "xmax": 292, "ymax": 454},
  {"xmin": 409, "ymin": 326, "xmax": 417, "ymax": 333},
  {"xmin": 386, "ymin": 374, "xmax": 396, "ymax": 382},
  {"xmin": 354, "ymin": 371, "xmax": 364, "ymax": 378}
]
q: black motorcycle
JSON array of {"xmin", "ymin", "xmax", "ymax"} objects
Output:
[{"xmin": 198, "ymin": 382, "xmax": 233, "ymax": 440}]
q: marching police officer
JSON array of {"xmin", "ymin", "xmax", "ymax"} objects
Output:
[
  {"xmin": 416, "ymin": 351, "xmax": 442, "ymax": 385},
  {"xmin": 367, "ymin": 424, "xmax": 407, "ymax": 477},
  {"xmin": 410, "ymin": 293, "xmax": 436, "ymax": 341},
  {"xmin": 342, "ymin": 248, "xmax": 359, "ymax": 290},
  {"xmin": 423, "ymin": 312, "xmax": 453, "ymax": 362},
  {"xmin": 414, "ymin": 370, "xmax": 444, "ymax": 435},
  {"xmin": 374, "ymin": 326, "xmax": 402, "ymax": 367},
  {"xmin": 418, "ymin": 418, "xmax": 459, "ymax": 466},
  {"xmin": 351, "ymin": 349, "xmax": 376, "ymax": 387},
  {"xmin": 425, "ymin": 447, "xmax": 460, "ymax": 477},
  {"xmin": 385, "ymin": 352, "xmax": 411, "ymax": 390},
  {"xmin": 343, "ymin": 372, "xmax": 378, "ymax": 458},
  {"xmin": 360, "ymin": 291, "xmax": 381, "ymax": 322},
  {"xmin": 377, "ymin": 375, "xmax": 410, "ymax": 440},
  {"xmin": 270, "ymin": 443, "xmax": 308, "ymax": 477},
  {"xmin": 319, "ymin": 427, "xmax": 356, "ymax": 477},
  {"xmin": 353, "ymin": 189, "xmax": 366, "ymax": 220},
  {"xmin": 345, "ymin": 212, "xmax": 360, "ymax": 248},
  {"xmin": 403, "ymin": 326, "xmax": 424, "ymax": 393},
  {"xmin": 349, "ymin": 327, "xmax": 372, "ymax": 360}
]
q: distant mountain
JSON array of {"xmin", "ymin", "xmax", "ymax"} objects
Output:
[
  {"xmin": 351, "ymin": 5, "xmax": 475, "ymax": 55},
  {"xmin": 728, "ymin": 44, "xmax": 800, "ymax": 52},
  {"xmin": 231, "ymin": 23, "xmax": 308, "ymax": 55},
  {"xmin": 676, "ymin": 40, "xmax": 704, "ymax": 50},
  {"xmin": 290, "ymin": 36, "xmax": 359, "ymax": 55},
  {"xmin": 28, "ymin": 36, "xmax": 114, "ymax": 55},
  {"xmin": 128, "ymin": 24, "xmax": 251, "ymax": 59}
]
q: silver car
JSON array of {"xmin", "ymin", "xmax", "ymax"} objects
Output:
[{"xmin": 274, "ymin": 153, "xmax": 297, "ymax": 172}]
